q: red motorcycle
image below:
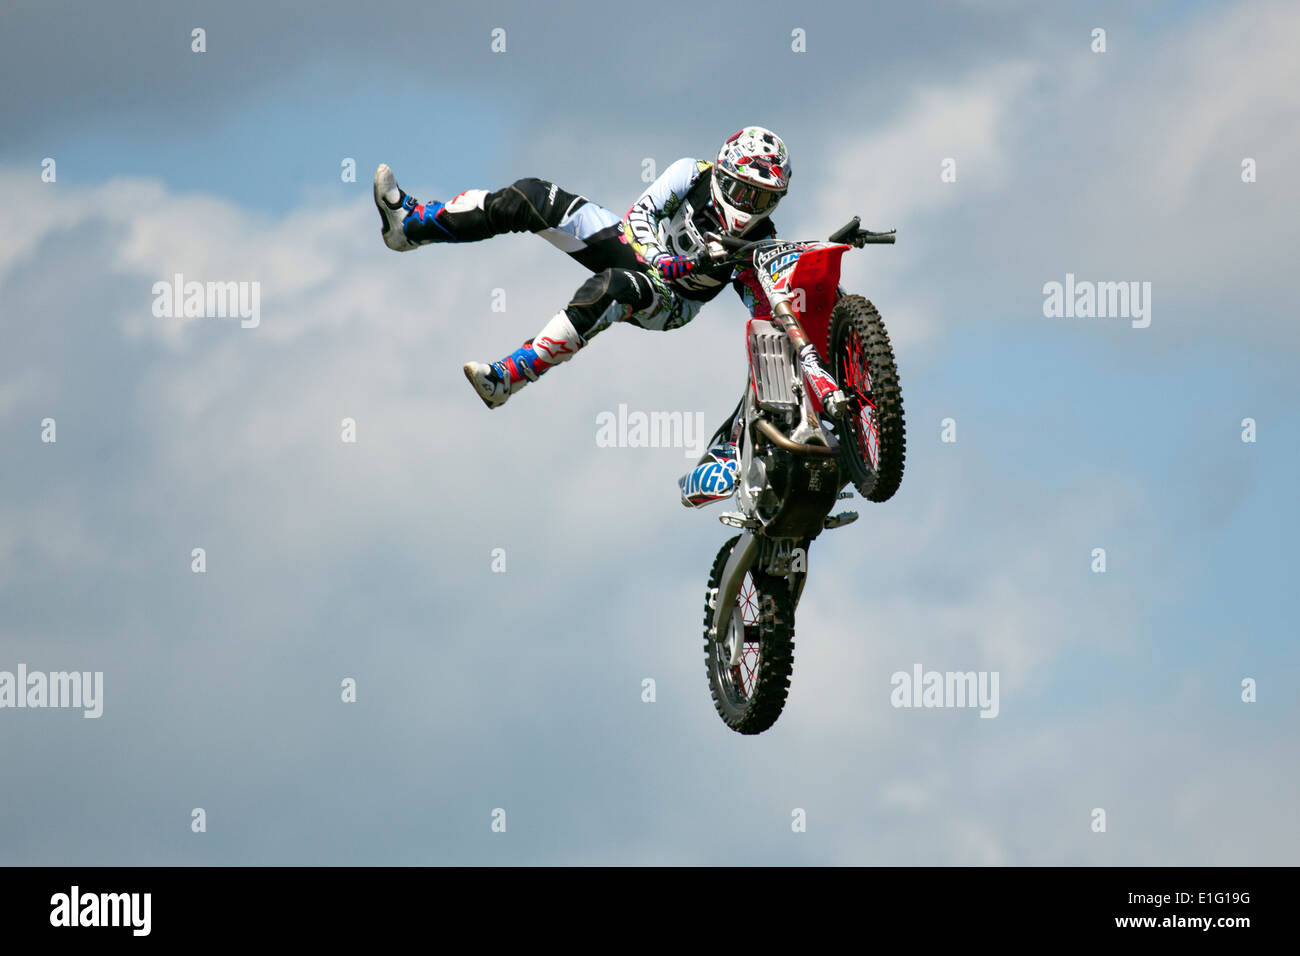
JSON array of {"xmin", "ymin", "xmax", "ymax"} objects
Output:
[{"xmin": 681, "ymin": 218, "xmax": 905, "ymax": 734}]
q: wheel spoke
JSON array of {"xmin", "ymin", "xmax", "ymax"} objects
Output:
[
  {"xmin": 741, "ymin": 644, "xmax": 760, "ymax": 695},
  {"xmin": 839, "ymin": 328, "xmax": 880, "ymax": 475},
  {"xmin": 857, "ymin": 403, "xmax": 879, "ymax": 471},
  {"xmin": 733, "ymin": 573, "xmax": 764, "ymax": 697}
]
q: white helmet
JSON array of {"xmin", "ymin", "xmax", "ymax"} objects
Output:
[{"xmin": 711, "ymin": 126, "xmax": 791, "ymax": 235}]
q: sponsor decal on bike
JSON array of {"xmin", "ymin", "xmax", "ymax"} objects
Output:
[
  {"xmin": 753, "ymin": 240, "xmax": 806, "ymax": 271},
  {"xmin": 680, "ymin": 456, "xmax": 738, "ymax": 504},
  {"xmin": 765, "ymin": 252, "xmax": 801, "ymax": 276}
]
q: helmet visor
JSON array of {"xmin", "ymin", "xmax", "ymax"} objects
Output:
[{"xmin": 717, "ymin": 170, "xmax": 783, "ymax": 215}]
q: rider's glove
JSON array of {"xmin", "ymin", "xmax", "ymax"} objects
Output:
[{"xmin": 654, "ymin": 254, "xmax": 698, "ymax": 281}]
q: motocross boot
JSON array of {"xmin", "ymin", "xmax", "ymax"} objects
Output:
[
  {"xmin": 463, "ymin": 312, "xmax": 586, "ymax": 409},
  {"xmin": 373, "ymin": 164, "xmax": 496, "ymax": 251}
]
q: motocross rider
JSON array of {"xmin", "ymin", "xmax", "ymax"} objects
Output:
[{"xmin": 372, "ymin": 126, "xmax": 847, "ymax": 504}]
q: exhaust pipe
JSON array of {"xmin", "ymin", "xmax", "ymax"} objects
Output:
[{"xmin": 755, "ymin": 418, "xmax": 838, "ymax": 458}]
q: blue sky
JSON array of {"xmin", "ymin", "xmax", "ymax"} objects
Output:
[{"xmin": 1, "ymin": 0, "xmax": 1296, "ymax": 865}]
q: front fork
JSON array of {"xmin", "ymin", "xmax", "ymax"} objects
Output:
[
  {"xmin": 710, "ymin": 535, "xmax": 809, "ymax": 669},
  {"xmin": 770, "ymin": 299, "xmax": 811, "ymax": 351},
  {"xmin": 770, "ymin": 301, "xmax": 843, "ymax": 414},
  {"xmin": 709, "ymin": 532, "xmax": 758, "ymax": 660}
]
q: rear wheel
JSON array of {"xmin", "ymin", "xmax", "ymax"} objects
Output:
[
  {"xmin": 828, "ymin": 294, "xmax": 906, "ymax": 502},
  {"xmin": 703, "ymin": 536, "xmax": 796, "ymax": 735}
]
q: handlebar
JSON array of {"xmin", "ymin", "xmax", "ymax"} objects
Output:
[
  {"xmin": 709, "ymin": 216, "xmax": 895, "ymax": 268},
  {"xmin": 828, "ymin": 215, "xmax": 896, "ymax": 246},
  {"xmin": 715, "ymin": 234, "xmax": 762, "ymax": 253}
]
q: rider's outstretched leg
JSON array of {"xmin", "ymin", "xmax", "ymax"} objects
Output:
[
  {"xmin": 374, "ymin": 165, "xmax": 627, "ymax": 263},
  {"xmin": 462, "ymin": 266, "xmax": 659, "ymax": 410},
  {"xmin": 462, "ymin": 311, "xmax": 586, "ymax": 409}
]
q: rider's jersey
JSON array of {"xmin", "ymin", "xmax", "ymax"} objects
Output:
[{"xmin": 623, "ymin": 157, "xmax": 776, "ymax": 303}]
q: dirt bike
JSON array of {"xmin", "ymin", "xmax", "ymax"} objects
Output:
[{"xmin": 679, "ymin": 218, "xmax": 905, "ymax": 735}]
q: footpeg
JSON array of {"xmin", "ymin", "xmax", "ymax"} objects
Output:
[{"xmin": 823, "ymin": 511, "xmax": 859, "ymax": 529}]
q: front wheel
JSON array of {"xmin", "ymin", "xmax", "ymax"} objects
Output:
[
  {"xmin": 703, "ymin": 536, "xmax": 796, "ymax": 735},
  {"xmin": 828, "ymin": 294, "xmax": 906, "ymax": 502}
]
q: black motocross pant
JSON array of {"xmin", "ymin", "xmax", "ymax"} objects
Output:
[{"xmin": 409, "ymin": 177, "xmax": 659, "ymax": 338}]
